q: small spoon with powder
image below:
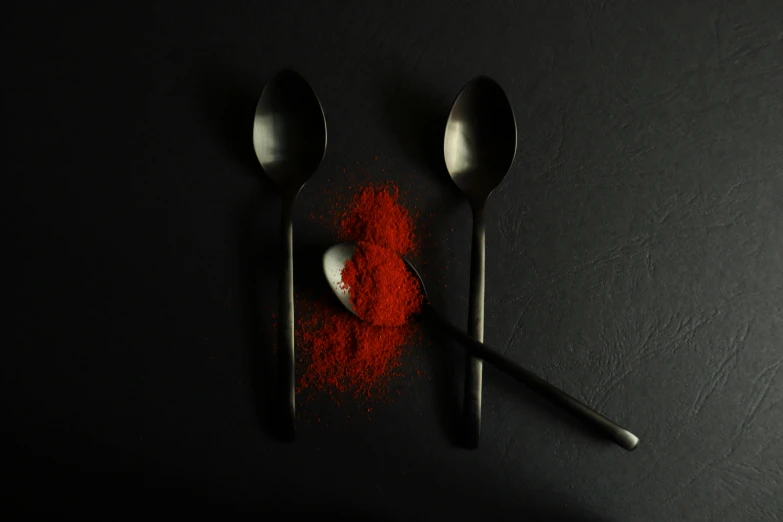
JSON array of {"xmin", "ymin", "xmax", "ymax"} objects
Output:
[{"xmin": 323, "ymin": 242, "xmax": 639, "ymax": 451}]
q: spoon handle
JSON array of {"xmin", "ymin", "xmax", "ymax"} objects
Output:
[
  {"xmin": 278, "ymin": 196, "xmax": 296, "ymax": 440},
  {"xmin": 422, "ymin": 306, "xmax": 639, "ymax": 451},
  {"xmin": 464, "ymin": 206, "xmax": 486, "ymax": 448}
]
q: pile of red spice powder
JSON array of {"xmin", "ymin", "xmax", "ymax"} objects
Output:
[
  {"xmin": 338, "ymin": 184, "xmax": 416, "ymax": 255},
  {"xmin": 296, "ymin": 182, "xmax": 420, "ymax": 401}
]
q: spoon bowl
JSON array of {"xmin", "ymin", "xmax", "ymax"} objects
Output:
[
  {"xmin": 323, "ymin": 243, "xmax": 429, "ymax": 321},
  {"xmin": 323, "ymin": 242, "xmax": 638, "ymax": 451},
  {"xmin": 444, "ymin": 76, "xmax": 517, "ymax": 207},
  {"xmin": 254, "ymin": 70, "xmax": 327, "ymax": 193}
]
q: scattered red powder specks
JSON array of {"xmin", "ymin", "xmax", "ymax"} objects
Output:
[{"xmin": 341, "ymin": 242, "xmax": 422, "ymax": 327}]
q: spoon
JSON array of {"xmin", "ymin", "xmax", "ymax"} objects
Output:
[
  {"xmin": 444, "ymin": 76, "xmax": 518, "ymax": 447},
  {"xmin": 323, "ymin": 243, "xmax": 639, "ymax": 451},
  {"xmin": 253, "ymin": 71, "xmax": 327, "ymax": 440}
]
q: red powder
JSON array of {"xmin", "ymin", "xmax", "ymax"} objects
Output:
[
  {"xmin": 338, "ymin": 184, "xmax": 416, "ymax": 255},
  {"xmin": 341, "ymin": 242, "xmax": 422, "ymax": 327},
  {"xmin": 297, "ymin": 300, "xmax": 413, "ymax": 398},
  {"xmin": 296, "ymin": 177, "xmax": 421, "ymax": 402}
]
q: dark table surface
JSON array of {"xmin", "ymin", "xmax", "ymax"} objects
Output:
[{"xmin": 5, "ymin": 1, "xmax": 783, "ymax": 520}]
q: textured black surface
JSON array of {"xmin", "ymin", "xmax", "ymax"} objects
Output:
[{"xmin": 4, "ymin": 1, "xmax": 783, "ymax": 520}]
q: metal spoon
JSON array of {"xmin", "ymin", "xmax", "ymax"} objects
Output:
[
  {"xmin": 253, "ymin": 71, "xmax": 327, "ymax": 440},
  {"xmin": 323, "ymin": 243, "xmax": 639, "ymax": 451},
  {"xmin": 444, "ymin": 76, "xmax": 518, "ymax": 447}
]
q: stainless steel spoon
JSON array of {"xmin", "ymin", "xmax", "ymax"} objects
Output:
[
  {"xmin": 444, "ymin": 76, "xmax": 518, "ymax": 447},
  {"xmin": 253, "ymin": 71, "xmax": 327, "ymax": 440},
  {"xmin": 323, "ymin": 243, "xmax": 639, "ymax": 451}
]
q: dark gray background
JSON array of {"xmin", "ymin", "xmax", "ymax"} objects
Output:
[{"xmin": 4, "ymin": 1, "xmax": 782, "ymax": 520}]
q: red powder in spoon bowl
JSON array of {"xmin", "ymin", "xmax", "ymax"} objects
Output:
[{"xmin": 341, "ymin": 242, "xmax": 423, "ymax": 327}]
